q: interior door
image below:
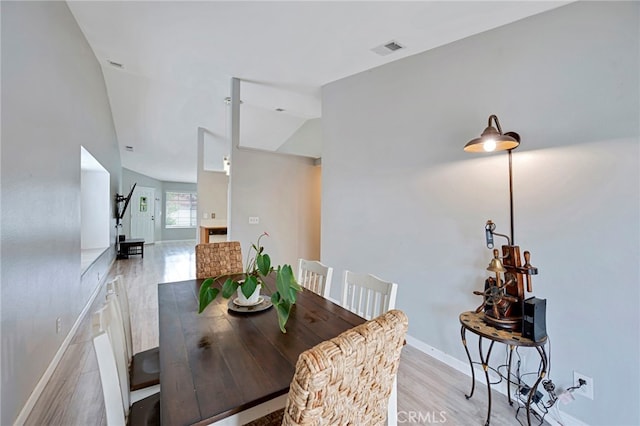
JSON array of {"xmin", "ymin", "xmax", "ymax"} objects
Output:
[{"xmin": 130, "ymin": 186, "xmax": 155, "ymax": 243}]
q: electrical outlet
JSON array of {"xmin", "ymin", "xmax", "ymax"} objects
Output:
[
  {"xmin": 248, "ymin": 216, "xmax": 259, "ymax": 224},
  {"xmin": 211, "ymin": 212, "xmax": 215, "ymax": 219},
  {"xmin": 573, "ymin": 371, "xmax": 594, "ymax": 400},
  {"xmin": 56, "ymin": 317, "xmax": 62, "ymax": 334}
]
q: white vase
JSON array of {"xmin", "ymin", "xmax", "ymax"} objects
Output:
[{"xmin": 236, "ymin": 283, "xmax": 261, "ymax": 306}]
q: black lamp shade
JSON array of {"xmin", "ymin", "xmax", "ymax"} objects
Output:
[
  {"xmin": 464, "ymin": 115, "xmax": 520, "ymax": 153},
  {"xmin": 464, "ymin": 128, "xmax": 519, "ymax": 152}
]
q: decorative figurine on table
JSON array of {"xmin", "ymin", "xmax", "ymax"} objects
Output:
[{"xmin": 473, "ymin": 220, "xmax": 538, "ymax": 331}]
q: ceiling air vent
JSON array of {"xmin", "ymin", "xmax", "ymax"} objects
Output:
[
  {"xmin": 371, "ymin": 40, "xmax": 405, "ymax": 56},
  {"xmin": 107, "ymin": 60, "xmax": 124, "ymax": 69},
  {"xmin": 125, "ymin": 146, "xmax": 134, "ymax": 152}
]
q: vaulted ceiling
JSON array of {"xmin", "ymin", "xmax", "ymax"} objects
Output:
[{"xmin": 67, "ymin": 1, "xmax": 570, "ymax": 183}]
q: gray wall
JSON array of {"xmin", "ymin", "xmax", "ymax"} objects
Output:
[
  {"xmin": 197, "ymin": 125, "xmax": 230, "ymax": 238},
  {"xmin": 1, "ymin": 2, "xmax": 122, "ymax": 423},
  {"xmin": 321, "ymin": 2, "xmax": 638, "ymax": 425},
  {"xmin": 197, "ymin": 171, "xmax": 229, "ymax": 227},
  {"xmin": 122, "ymin": 168, "xmax": 198, "ymax": 242},
  {"xmin": 229, "ymin": 146, "xmax": 321, "ymax": 272}
]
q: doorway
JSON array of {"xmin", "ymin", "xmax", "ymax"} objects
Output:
[{"xmin": 130, "ymin": 186, "xmax": 155, "ymax": 243}]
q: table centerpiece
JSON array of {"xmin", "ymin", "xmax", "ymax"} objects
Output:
[{"xmin": 198, "ymin": 232, "xmax": 302, "ymax": 333}]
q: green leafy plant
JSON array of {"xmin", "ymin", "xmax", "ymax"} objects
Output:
[{"xmin": 198, "ymin": 232, "xmax": 302, "ymax": 333}]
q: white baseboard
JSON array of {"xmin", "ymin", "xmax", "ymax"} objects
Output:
[
  {"xmin": 14, "ymin": 260, "xmax": 113, "ymax": 426},
  {"xmin": 404, "ymin": 334, "xmax": 589, "ymax": 426}
]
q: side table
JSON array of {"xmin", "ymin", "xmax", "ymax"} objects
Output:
[{"xmin": 459, "ymin": 311, "xmax": 548, "ymax": 426}]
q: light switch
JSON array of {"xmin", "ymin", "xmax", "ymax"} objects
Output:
[{"xmin": 202, "ymin": 213, "xmax": 209, "ymax": 219}]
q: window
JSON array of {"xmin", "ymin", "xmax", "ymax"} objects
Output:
[{"xmin": 165, "ymin": 192, "xmax": 198, "ymax": 228}]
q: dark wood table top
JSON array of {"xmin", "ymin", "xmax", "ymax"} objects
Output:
[{"xmin": 158, "ymin": 277, "xmax": 366, "ymax": 426}]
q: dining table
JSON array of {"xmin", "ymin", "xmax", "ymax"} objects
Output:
[{"xmin": 158, "ymin": 276, "xmax": 366, "ymax": 426}]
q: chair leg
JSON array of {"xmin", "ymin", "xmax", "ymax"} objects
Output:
[{"xmin": 386, "ymin": 375, "xmax": 398, "ymax": 426}]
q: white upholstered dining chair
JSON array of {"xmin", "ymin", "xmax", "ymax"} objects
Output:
[
  {"xmin": 92, "ymin": 298, "xmax": 160, "ymax": 426},
  {"xmin": 107, "ymin": 276, "xmax": 160, "ymax": 391},
  {"xmin": 296, "ymin": 259, "xmax": 333, "ymax": 299}
]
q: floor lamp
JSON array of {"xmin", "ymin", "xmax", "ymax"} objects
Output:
[{"xmin": 464, "ymin": 115, "xmax": 539, "ymax": 332}]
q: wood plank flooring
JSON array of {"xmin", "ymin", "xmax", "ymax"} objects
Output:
[{"xmin": 25, "ymin": 241, "xmax": 546, "ymax": 426}]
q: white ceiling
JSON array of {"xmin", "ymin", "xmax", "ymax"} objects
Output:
[{"xmin": 67, "ymin": 1, "xmax": 570, "ymax": 183}]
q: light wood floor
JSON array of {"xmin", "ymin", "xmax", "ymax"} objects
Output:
[{"xmin": 26, "ymin": 241, "xmax": 546, "ymax": 426}]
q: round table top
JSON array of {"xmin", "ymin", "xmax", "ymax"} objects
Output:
[{"xmin": 459, "ymin": 311, "xmax": 547, "ymax": 347}]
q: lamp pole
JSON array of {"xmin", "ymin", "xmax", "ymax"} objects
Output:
[
  {"xmin": 503, "ymin": 130, "xmax": 520, "ymax": 246},
  {"xmin": 464, "ymin": 116, "xmax": 520, "ymax": 246},
  {"xmin": 508, "ymin": 148, "xmax": 515, "ymax": 245}
]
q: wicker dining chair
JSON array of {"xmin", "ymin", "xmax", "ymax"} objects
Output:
[
  {"xmin": 195, "ymin": 241, "xmax": 243, "ymax": 279},
  {"xmin": 284, "ymin": 309, "xmax": 408, "ymax": 425},
  {"xmin": 246, "ymin": 309, "xmax": 408, "ymax": 426}
]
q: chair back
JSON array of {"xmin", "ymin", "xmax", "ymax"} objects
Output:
[
  {"xmin": 92, "ymin": 305, "xmax": 128, "ymax": 425},
  {"xmin": 297, "ymin": 259, "xmax": 333, "ymax": 298},
  {"xmin": 94, "ymin": 296, "xmax": 133, "ymax": 412},
  {"xmin": 342, "ymin": 271, "xmax": 398, "ymax": 320},
  {"xmin": 93, "ymin": 331, "xmax": 127, "ymax": 426},
  {"xmin": 107, "ymin": 275, "xmax": 133, "ymax": 361},
  {"xmin": 282, "ymin": 310, "xmax": 408, "ymax": 425},
  {"xmin": 107, "ymin": 275, "xmax": 161, "ymax": 394},
  {"xmin": 196, "ymin": 241, "xmax": 243, "ymax": 279}
]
